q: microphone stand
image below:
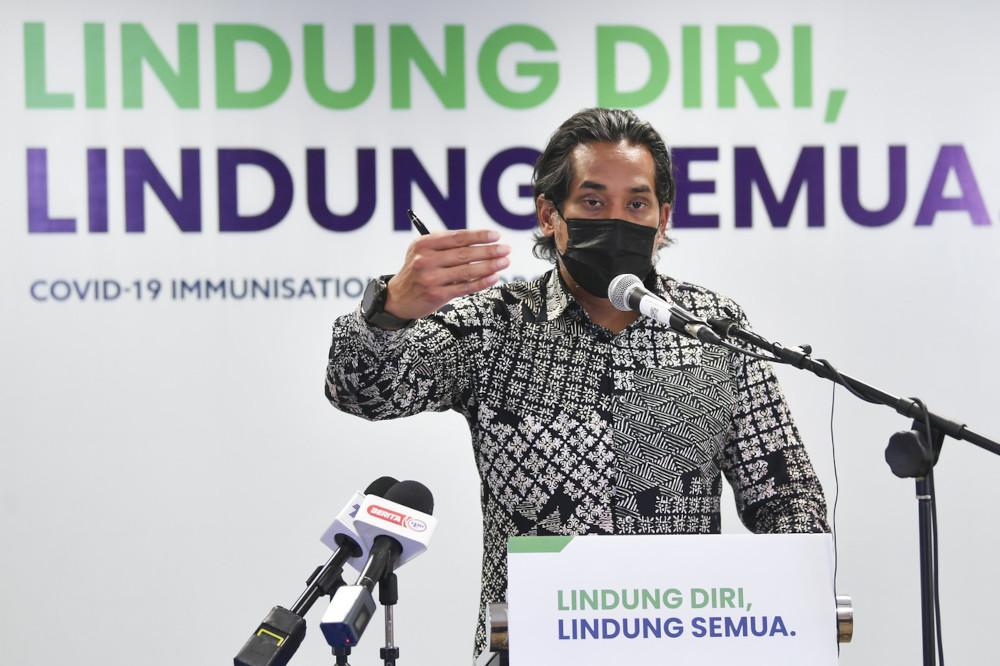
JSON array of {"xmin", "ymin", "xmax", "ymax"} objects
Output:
[
  {"xmin": 380, "ymin": 573, "xmax": 400, "ymax": 665},
  {"xmin": 714, "ymin": 320, "xmax": 1000, "ymax": 666}
]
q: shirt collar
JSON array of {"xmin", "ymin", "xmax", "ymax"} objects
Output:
[
  {"xmin": 539, "ymin": 268, "xmax": 672, "ymax": 325},
  {"xmin": 541, "ymin": 269, "xmax": 573, "ymax": 322}
]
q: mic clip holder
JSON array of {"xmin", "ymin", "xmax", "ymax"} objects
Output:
[
  {"xmin": 235, "ymin": 546, "xmax": 355, "ymax": 666},
  {"xmin": 234, "ymin": 605, "xmax": 306, "ymax": 666}
]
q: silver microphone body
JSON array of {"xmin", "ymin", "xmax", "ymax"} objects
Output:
[{"xmin": 608, "ymin": 274, "xmax": 723, "ymax": 344}]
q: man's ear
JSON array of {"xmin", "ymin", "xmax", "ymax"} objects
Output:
[
  {"xmin": 654, "ymin": 202, "xmax": 671, "ymax": 248},
  {"xmin": 537, "ymin": 195, "xmax": 558, "ymax": 238}
]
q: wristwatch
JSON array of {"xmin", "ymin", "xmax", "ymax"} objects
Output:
[{"xmin": 361, "ymin": 274, "xmax": 414, "ymax": 329}]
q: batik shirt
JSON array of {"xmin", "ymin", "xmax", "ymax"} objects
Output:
[{"xmin": 325, "ymin": 269, "xmax": 829, "ymax": 659}]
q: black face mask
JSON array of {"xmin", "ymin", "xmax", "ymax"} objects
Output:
[{"xmin": 557, "ymin": 217, "xmax": 658, "ymax": 298}]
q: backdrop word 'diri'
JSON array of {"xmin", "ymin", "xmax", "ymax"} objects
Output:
[{"xmin": 2, "ymin": 1, "xmax": 998, "ymax": 665}]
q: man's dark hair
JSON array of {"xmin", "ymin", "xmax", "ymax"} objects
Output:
[{"xmin": 531, "ymin": 107, "xmax": 676, "ymax": 262}]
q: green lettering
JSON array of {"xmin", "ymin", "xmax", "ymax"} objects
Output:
[
  {"xmin": 121, "ymin": 23, "xmax": 199, "ymax": 109},
  {"xmin": 717, "ymin": 25, "xmax": 778, "ymax": 108},
  {"xmin": 682, "ymin": 25, "xmax": 702, "ymax": 108},
  {"xmin": 390, "ymin": 25, "xmax": 465, "ymax": 109},
  {"xmin": 793, "ymin": 25, "xmax": 812, "ymax": 108},
  {"xmin": 596, "ymin": 25, "xmax": 669, "ymax": 108},
  {"xmin": 478, "ymin": 24, "xmax": 558, "ymax": 109},
  {"xmin": 303, "ymin": 24, "xmax": 375, "ymax": 109},
  {"xmin": 641, "ymin": 588, "xmax": 661, "ymax": 609},
  {"xmin": 24, "ymin": 22, "xmax": 74, "ymax": 108},
  {"xmin": 84, "ymin": 23, "xmax": 106, "ymax": 109},
  {"xmin": 215, "ymin": 24, "xmax": 291, "ymax": 109}
]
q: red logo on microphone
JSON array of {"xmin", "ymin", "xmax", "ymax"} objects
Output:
[
  {"xmin": 367, "ymin": 505, "xmax": 404, "ymax": 526},
  {"xmin": 367, "ymin": 505, "xmax": 427, "ymax": 532}
]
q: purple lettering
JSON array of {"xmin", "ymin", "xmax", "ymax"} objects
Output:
[
  {"xmin": 915, "ymin": 145, "xmax": 991, "ymax": 226},
  {"xmin": 392, "ymin": 148, "xmax": 467, "ymax": 230},
  {"xmin": 218, "ymin": 149, "xmax": 292, "ymax": 232},
  {"xmin": 479, "ymin": 147, "xmax": 540, "ymax": 230},
  {"xmin": 673, "ymin": 147, "xmax": 720, "ymax": 228},
  {"xmin": 306, "ymin": 148, "xmax": 376, "ymax": 232},
  {"xmin": 87, "ymin": 149, "xmax": 108, "ymax": 232},
  {"xmin": 124, "ymin": 149, "xmax": 201, "ymax": 232},
  {"xmin": 27, "ymin": 149, "xmax": 75, "ymax": 233},
  {"xmin": 735, "ymin": 146, "xmax": 825, "ymax": 228},
  {"xmin": 841, "ymin": 145, "xmax": 907, "ymax": 227}
]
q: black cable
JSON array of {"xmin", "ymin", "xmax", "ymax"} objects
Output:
[
  {"xmin": 829, "ymin": 381, "xmax": 841, "ymax": 655},
  {"xmin": 930, "ymin": 470, "xmax": 944, "ymax": 666},
  {"xmin": 817, "ymin": 359, "xmax": 880, "ymax": 405},
  {"xmin": 715, "ymin": 338, "xmax": 787, "ymax": 364}
]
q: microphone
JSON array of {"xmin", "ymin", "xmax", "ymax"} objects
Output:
[
  {"xmin": 233, "ymin": 476, "xmax": 399, "ymax": 666},
  {"xmin": 320, "ymin": 480, "xmax": 437, "ymax": 650},
  {"xmin": 319, "ymin": 475, "xmax": 399, "ymax": 572},
  {"xmin": 608, "ymin": 274, "xmax": 723, "ymax": 344}
]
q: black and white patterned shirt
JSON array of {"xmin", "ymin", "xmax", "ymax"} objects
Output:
[{"xmin": 325, "ymin": 269, "xmax": 828, "ymax": 658}]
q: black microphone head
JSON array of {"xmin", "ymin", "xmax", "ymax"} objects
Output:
[
  {"xmin": 608, "ymin": 273, "xmax": 642, "ymax": 312},
  {"xmin": 364, "ymin": 476, "xmax": 399, "ymax": 496},
  {"xmin": 383, "ymin": 480, "xmax": 434, "ymax": 515}
]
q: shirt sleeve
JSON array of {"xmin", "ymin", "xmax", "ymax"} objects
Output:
[
  {"xmin": 324, "ymin": 306, "xmax": 475, "ymax": 421},
  {"xmin": 720, "ymin": 309, "xmax": 830, "ymax": 534}
]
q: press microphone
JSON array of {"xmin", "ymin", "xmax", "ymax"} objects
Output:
[
  {"xmin": 320, "ymin": 480, "xmax": 437, "ymax": 650},
  {"xmin": 233, "ymin": 476, "xmax": 399, "ymax": 666},
  {"xmin": 608, "ymin": 274, "xmax": 723, "ymax": 344},
  {"xmin": 319, "ymin": 475, "xmax": 399, "ymax": 572}
]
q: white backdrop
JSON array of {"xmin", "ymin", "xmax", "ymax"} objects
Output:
[{"xmin": 2, "ymin": 1, "xmax": 999, "ymax": 664}]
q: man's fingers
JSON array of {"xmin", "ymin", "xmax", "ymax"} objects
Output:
[
  {"xmin": 435, "ymin": 242, "xmax": 511, "ymax": 269},
  {"xmin": 439, "ymin": 272, "xmax": 502, "ymax": 300},
  {"xmin": 418, "ymin": 228, "xmax": 501, "ymax": 250},
  {"xmin": 444, "ymin": 255, "xmax": 510, "ymax": 284}
]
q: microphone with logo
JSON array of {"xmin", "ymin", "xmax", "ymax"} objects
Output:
[
  {"xmin": 233, "ymin": 476, "xmax": 398, "ymax": 666},
  {"xmin": 320, "ymin": 480, "xmax": 438, "ymax": 658},
  {"xmin": 608, "ymin": 273, "xmax": 723, "ymax": 344}
]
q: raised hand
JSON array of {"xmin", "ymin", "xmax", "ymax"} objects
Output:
[{"xmin": 383, "ymin": 229, "xmax": 511, "ymax": 321}]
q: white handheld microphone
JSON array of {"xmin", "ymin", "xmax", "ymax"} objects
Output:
[
  {"xmin": 353, "ymin": 481, "xmax": 437, "ymax": 568},
  {"xmin": 319, "ymin": 475, "xmax": 398, "ymax": 571},
  {"xmin": 321, "ymin": 480, "xmax": 437, "ymax": 649},
  {"xmin": 608, "ymin": 274, "xmax": 723, "ymax": 344}
]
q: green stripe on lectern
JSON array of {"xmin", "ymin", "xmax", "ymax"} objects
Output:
[{"xmin": 508, "ymin": 536, "xmax": 574, "ymax": 553}]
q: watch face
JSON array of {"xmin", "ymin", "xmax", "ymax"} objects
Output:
[{"xmin": 362, "ymin": 277, "xmax": 385, "ymax": 317}]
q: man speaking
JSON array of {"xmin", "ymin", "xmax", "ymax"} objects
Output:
[{"xmin": 324, "ymin": 107, "xmax": 829, "ymax": 660}]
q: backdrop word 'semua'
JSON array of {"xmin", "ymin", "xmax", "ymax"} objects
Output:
[{"xmin": 2, "ymin": 1, "xmax": 998, "ymax": 665}]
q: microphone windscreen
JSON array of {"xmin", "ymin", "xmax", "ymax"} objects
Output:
[
  {"xmin": 364, "ymin": 476, "xmax": 399, "ymax": 497},
  {"xmin": 608, "ymin": 273, "xmax": 641, "ymax": 312},
  {"xmin": 384, "ymin": 480, "xmax": 434, "ymax": 515}
]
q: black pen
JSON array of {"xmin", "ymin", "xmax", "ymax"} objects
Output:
[{"xmin": 407, "ymin": 209, "xmax": 430, "ymax": 236}]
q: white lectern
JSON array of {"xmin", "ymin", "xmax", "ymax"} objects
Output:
[{"xmin": 502, "ymin": 533, "xmax": 842, "ymax": 666}]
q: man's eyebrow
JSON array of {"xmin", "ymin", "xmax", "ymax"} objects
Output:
[{"xmin": 577, "ymin": 180, "xmax": 652, "ymax": 194}]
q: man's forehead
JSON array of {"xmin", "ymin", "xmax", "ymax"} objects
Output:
[{"xmin": 568, "ymin": 140, "xmax": 656, "ymax": 188}]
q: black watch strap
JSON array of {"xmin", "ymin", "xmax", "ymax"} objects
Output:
[{"xmin": 361, "ymin": 275, "xmax": 414, "ymax": 329}]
